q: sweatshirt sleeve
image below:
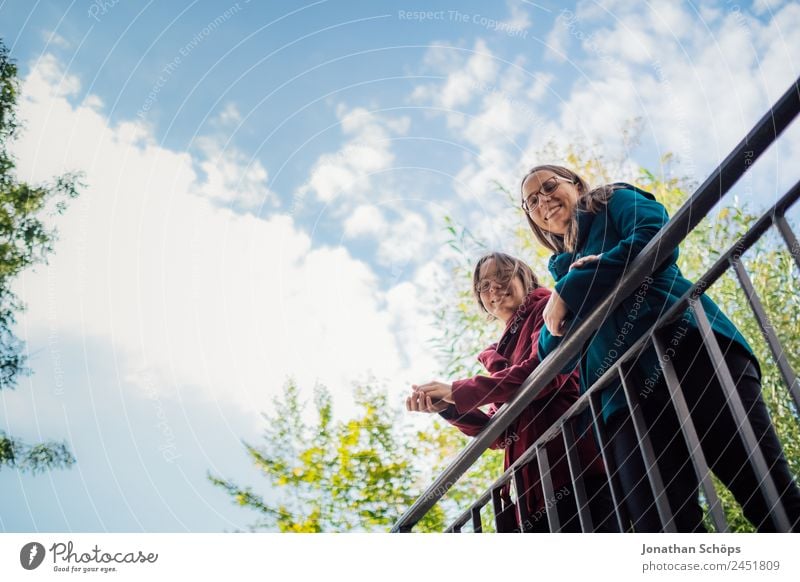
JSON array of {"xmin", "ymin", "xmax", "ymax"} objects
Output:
[
  {"xmin": 438, "ymin": 406, "xmax": 505, "ymax": 450},
  {"xmin": 554, "ymin": 188, "xmax": 679, "ymax": 318},
  {"xmin": 477, "ymin": 343, "xmax": 511, "ymax": 374},
  {"xmin": 536, "ymin": 323, "xmax": 582, "ymax": 375},
  {"xmin": 450, "ymin": 327, "xmax": 575, "ymax": 414}
]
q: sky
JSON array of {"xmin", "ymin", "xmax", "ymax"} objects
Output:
[{"xmin": 1, "ymin": 0, "xmax": 799, "ymax": 532}]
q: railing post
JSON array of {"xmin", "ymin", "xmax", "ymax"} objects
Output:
[
  {"xmin": 652, "ymin": 330, "xmax": 729, "ymax": 532},
  {"xmin": 589, "ymin": 390, "xmax": 630, "ymax": 532},
  {"xmin": 617, "ymin": 363, "xmax": 676, "ymax": 532},
  {"xmin": 731, "ymin": 256, "xmax": 800, "ymax": 414},
  {"xmin": 512, "ymin": 468, "xmax": 530, "ymax": 532},
  {"xmin": 536, "ymin": 445, "xmax": 560, "ymax": 532},
  {"xmin": 691, "ymin": 297, "xmax": 791, "ymax": 531},
  {"xmin": 562, "ymin": 418, "xmax": 593, "ymax": 532},
  {"xmin": 775, "ymin": 215, "xmax": 800, "ymax": 274}
]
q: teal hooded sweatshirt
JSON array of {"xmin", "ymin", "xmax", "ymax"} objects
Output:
[{"xmin": 537, "ymin": 184, "xmax": 757, "ymax": 422}]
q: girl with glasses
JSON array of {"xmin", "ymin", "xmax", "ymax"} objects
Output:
[
  {"xmin": 407, "ymin": 252, "xmax": 616, "ymax": 532},
  {"xmin": 521, "ymin": 164, "xmax": 800, "ymax": 532}
]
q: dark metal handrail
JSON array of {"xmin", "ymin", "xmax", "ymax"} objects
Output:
[{"xmin": 391, "ymin": 75, "xmax": 800, "ymax": 533}]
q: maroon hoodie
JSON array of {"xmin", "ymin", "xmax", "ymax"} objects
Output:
[{"xmin": 439, "ymin": 286, "xmax": 606, "ymax": 517}]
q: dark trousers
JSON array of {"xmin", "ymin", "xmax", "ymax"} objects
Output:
[
  {"xmin": 605, "ymin": 335, "xmax": 800, "ymax": 532},
  {"xmin": 519, "ymin": 475, "xmax": 618, "ymax": 532}
]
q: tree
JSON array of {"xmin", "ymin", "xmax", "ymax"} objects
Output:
[{"xmin": 0, "ymin": 38, "xmax": 78, "ymax": 473}]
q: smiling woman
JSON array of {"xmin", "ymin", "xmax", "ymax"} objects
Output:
[
  {"xmin": 523, "ymin": 164, "xmax": 800, "ymax": 532},
  {"xmin": 407, "ymin": 252, "xmax": 617, "ymax": 532}
]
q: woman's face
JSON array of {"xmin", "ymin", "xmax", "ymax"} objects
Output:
[
  {"xmin": 521, "ymin": 170, "xmax": 581, "ymax": 235},
  {"xmin": 477, "ymin": 259, "xmax": 527, "ymax": 322}
]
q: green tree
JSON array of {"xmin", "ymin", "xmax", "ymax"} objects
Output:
[
  {"xmin": 0, "ymin": 38, "xmax": 78, "ymax": 473},
  {"xmin": 210, "ymin": 379, "xmax": 495, "ymax": 532}
]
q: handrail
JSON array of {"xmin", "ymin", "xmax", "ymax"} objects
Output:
[{"xmin": 391, "ymin": 75, "xmax": 800, "ymax": 532}]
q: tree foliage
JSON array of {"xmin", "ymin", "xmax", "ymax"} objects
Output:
[
  {"xmin": 210, "ymin": 380, "xmax": 449, "ymax": 532},
  {"xmin": 0, "ymin": 38, "xmax": 78, "ymax": 473}
]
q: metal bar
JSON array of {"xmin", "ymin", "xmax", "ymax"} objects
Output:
[
  {"xmin": 775, "ymin": 215, "xmax": 800, "ymax": 275},
  {"xmin": 589, "ymin": 392, "xmax": 629, "ymax": 532},
  {"xmin": 445, "ymin": 488, "xmax": 493, "ymax": 534},
  {"xmin": 536, "ymin": 445, "xmax": 560, "ymax": 532},
  {"xmin": 491, "ymin": 487, "xmax": 504, "ymax": 533},
  {"xmin": 562, "ymin": 419, "xmax": 593, "ymax": 532},
  {"xmin": 617, "ymin": 364, "xmax": 676, "ymax": 532},
  {"xmin": 471, "ymin": 506, "xmax": 482, "ymax": 533},
  {"xmin": 691, "ymin": 298, "xmax": 791, "ymax": 531},
  {"xmin": 652, "ymin": 331, "xmax": 729, "ymax": 532},
  {"xmin": 513, "ymin": 468, "xmax": 529, "ymax": 532},
  {"xmin": 732, "ymin": 257, "xmax": 800, "ymax": 413},
  {"xmin": 446, "ymin": 514, "xmax": 468, "ymax": 533}
]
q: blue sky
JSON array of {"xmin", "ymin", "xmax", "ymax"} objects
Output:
[{"xmin": 1, "ymin": 0, "xmax": 799, "ymax": 532}]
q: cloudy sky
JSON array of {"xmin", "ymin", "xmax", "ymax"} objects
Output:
[{"xmin": 1, "ymin": 0, "xmax": 799, "ymax": 532}]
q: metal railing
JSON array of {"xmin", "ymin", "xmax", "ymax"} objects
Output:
[{"xmin": 391, "ymin": 76, "xmax": 800, "ymax": 533}]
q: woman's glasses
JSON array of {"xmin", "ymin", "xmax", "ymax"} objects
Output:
[
  {"xmin": 475, "ymin": 270, "xmax": 515, "ymax": 293},
  {"xmin": 521, "ymin": 175, "xmax": 572, "ymax": 213}
]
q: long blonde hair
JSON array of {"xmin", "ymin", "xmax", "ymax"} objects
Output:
[{"xmin": 519, "ymin": 164, "xmax": 615, "ymax": 253}]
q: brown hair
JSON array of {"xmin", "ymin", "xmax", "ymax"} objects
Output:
[
  {"xmin": 519, "ymin": 164, "xmax": 616, "ymax": 253},
  {"xmin": 472, "ymin": 252, "xmax": 540, "ymax": 318}
]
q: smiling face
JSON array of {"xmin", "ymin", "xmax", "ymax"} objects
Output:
[
  {"xmin": 521, "ymin": 170, "xmax": 582, "ymax": 235},
  {"xmin": 476, "ymin": 259, "xmax": 527, "ymax": 323}
]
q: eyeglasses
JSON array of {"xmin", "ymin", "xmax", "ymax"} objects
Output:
[
  {"xmin": 475, "ymin": 270, "xmax": 515, "ymax": 293},
  {"xmin": 521, "ymin": 175, "xmax": 572, "ymax": 213}
]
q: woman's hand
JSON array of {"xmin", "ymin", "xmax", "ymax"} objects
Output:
[
  {"xmin": 406, "ymin": 382, "xmax": 453, "ymax": 413},
  {"xmin": 569, "ymin": 254, "xmax": 601, "ymax": 271},
  {"xmin": 543, "ymin": 289, "xmax": 569, "ymax": 336}
]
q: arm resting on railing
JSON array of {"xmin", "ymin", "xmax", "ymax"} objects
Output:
[
  {"xmin": 450, "ymin": 330, "xmax": 576, "ymax": 414},
  {"xmin": 555, "ymin": 189, "xmax": 679, "ymax": 318}
]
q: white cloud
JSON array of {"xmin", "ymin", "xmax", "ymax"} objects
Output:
[
  {"xmin": 216, "ymin": 102, "xmax": 241, "ymax": 126},
  {"xmin": 376, "ymin": 211, "xmax": 428, "ymax": 266},
  {"xmin": 544, "ymin": 13, "xmax": 572, "ymax": 63},
  {"xmin": 547, "ymin": 1, "xmax": 800, "ymax": 188},
  {"xmin": 193, "ymin": 135, "xmax": 278, "ymax": 210},
  {"xmin": 412, "ymin": 42, "xmax": 552, "ymax": 200},
  {"xmin": 503, "ymin": 1, "xmax": 533, "ymax": 31},
  {"xmin": 411, "ymin": 39, "xmax": 499, "ymax": 110},
  {"xmin": 41, "ymin": 29, "xmax": 71, "ymax": 49},
  {"xmin": 343, "ymin": 204, "xmax": 387, "ymax": 238},
  {"xmin": 412, "ymin": 2, "xmax": 800, "ymax": 206},
  {"xmin": 82, "ymin": 94, "xmax": 105, "ymax": 111},
  {"xmin": 297, "ymin": 105, "xmax": 409, "ymax": 204},
  {"xmin": 24, "ymin": 53, "xmax": 81, "ymax": 98},
  {"xmin": 11, "ymin": 55, "xmax": 438, "ymax": 423},
  {"xmin": 753, "ymin": 0, "xmax": 787, "ymax": 15}
]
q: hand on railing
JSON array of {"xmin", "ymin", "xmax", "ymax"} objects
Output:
[
  {"xmin": 406, "ymin": 382, "xmax": 454, "ymax": 413},
  {"xmin": 542, "ymin": 290, "xmax": 569, "ymax": 337}
]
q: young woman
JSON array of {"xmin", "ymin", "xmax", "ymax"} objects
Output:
[
  {"xmin": 407, "ymin": 252, "xmax": 616, "ymax": 532},
  {"xmin": 521, "ymin": 164, "xmax": 800, "ymax": 532}
]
